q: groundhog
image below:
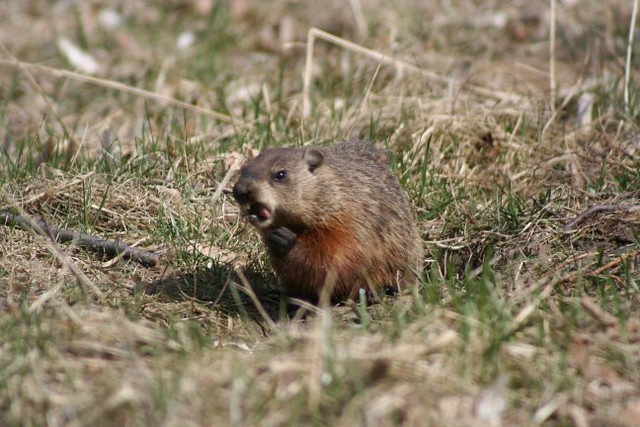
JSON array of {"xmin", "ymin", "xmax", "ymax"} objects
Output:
[{"xmin": 232, "ymin": 140, "xmax": 423, "ymax": 303}]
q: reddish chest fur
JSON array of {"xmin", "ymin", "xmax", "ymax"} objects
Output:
[{"xmin": 269, "ymin": 215, "xmax": 367, "ymax": 300}]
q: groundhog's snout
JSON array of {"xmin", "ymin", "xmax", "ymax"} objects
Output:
[
  {"xmin": 233, "ymin": 178, "xmax": 273, "ymax": 224},
  {"xmin": 232, "ymin": 179, "xmax": 252, "ymax": 204}
]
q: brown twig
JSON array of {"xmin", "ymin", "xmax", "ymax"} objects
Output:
[
  {"xmin": 563, "ymin": 205, "xmax": 639, "ymax": 231},
  {"xmin": 588, "ymin": 249, "xmax": 640, "ymax": 276},
  {"xmin": 1, "ymin": 211, "xmax": 161, "ymax": 267}
]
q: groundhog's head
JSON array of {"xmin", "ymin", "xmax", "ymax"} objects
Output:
[{"xmin": 232, "ymin": 146, "xmax": 324, "ymax": 230}]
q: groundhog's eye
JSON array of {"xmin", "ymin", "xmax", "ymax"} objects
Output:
[{"xmin": 274, "ymin": 170, "xmax": 288, "ymax": 181}]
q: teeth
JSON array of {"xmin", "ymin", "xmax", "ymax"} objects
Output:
[{"xmin": 243, "ymin": 203, "xmax": 271, "ymax": 225}]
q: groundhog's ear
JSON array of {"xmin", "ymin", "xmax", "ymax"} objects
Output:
[{"xmin": 304, "ymin": 149, "xmax": 324, "ymax": 172}]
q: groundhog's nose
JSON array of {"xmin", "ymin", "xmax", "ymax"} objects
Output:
[{"xmin": 232, "ymin": 180, "xmax": 252, "ymax": 204}]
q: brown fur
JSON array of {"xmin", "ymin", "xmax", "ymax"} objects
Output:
[{"xmin": 232, "ymin": 140, "xmax": 423, "ymax": 302}]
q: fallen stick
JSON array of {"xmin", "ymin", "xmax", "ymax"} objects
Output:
[
  {"xmin": 563, "ymin": 204, "xmax": 620, "ymax": 230},
  {"xmin": 1, "ymin": 211, "xmax": 160, "ymax": 267},
  {"xmin": 563, "ymin": 204, "xmax": 640, "ymax": 231}
]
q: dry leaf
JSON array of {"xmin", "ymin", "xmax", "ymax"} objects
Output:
[
  {"xmin": 224, "ymin": 152, "xmax": 246, "ymax": 172},
  {"xmin": 569, "ymin": 334, "xmax": 592, "ymax": 370},
  {"xmin": 177, "ymin": 32, "xmax": 195, "ymax": 50},
  {"xmin": 473, "ymin": 375, "xmax": 508, "ymax": 427},
  {"xmin": 195, "ymin": 0, "xmax": 215, "ymax": 15},
  {"xmin": 193, "ymin": 243, "xmax": 248, "ymax": 269},
  {"xmin": 98, "ymin": 8, "xmax": 122, "ymax": 30},
  {"xmin": 57, "ymin": 37, "xmax": 100, "ymax": 74},
  {"xmin": 230, "ymin": 0, "xmax": 251, "ymax": 23}
]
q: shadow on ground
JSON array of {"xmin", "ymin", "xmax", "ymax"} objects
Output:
[{"xmin": 143, "ymin": 264, "xmax": 287, "ymax": 324}]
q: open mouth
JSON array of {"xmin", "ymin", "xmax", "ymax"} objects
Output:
[{"xmin": 247, "ymin": 203, "xmax": 272, "ymax": 224}]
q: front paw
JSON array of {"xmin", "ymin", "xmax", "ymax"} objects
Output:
[{"xmin": 267, "ymin": 227, "xmax": 297, "ymax": 256}]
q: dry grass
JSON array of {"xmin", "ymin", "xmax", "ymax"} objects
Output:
[{"xmin": 1, "ymin": 0, "xmax": 640, "ymax": 426}]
